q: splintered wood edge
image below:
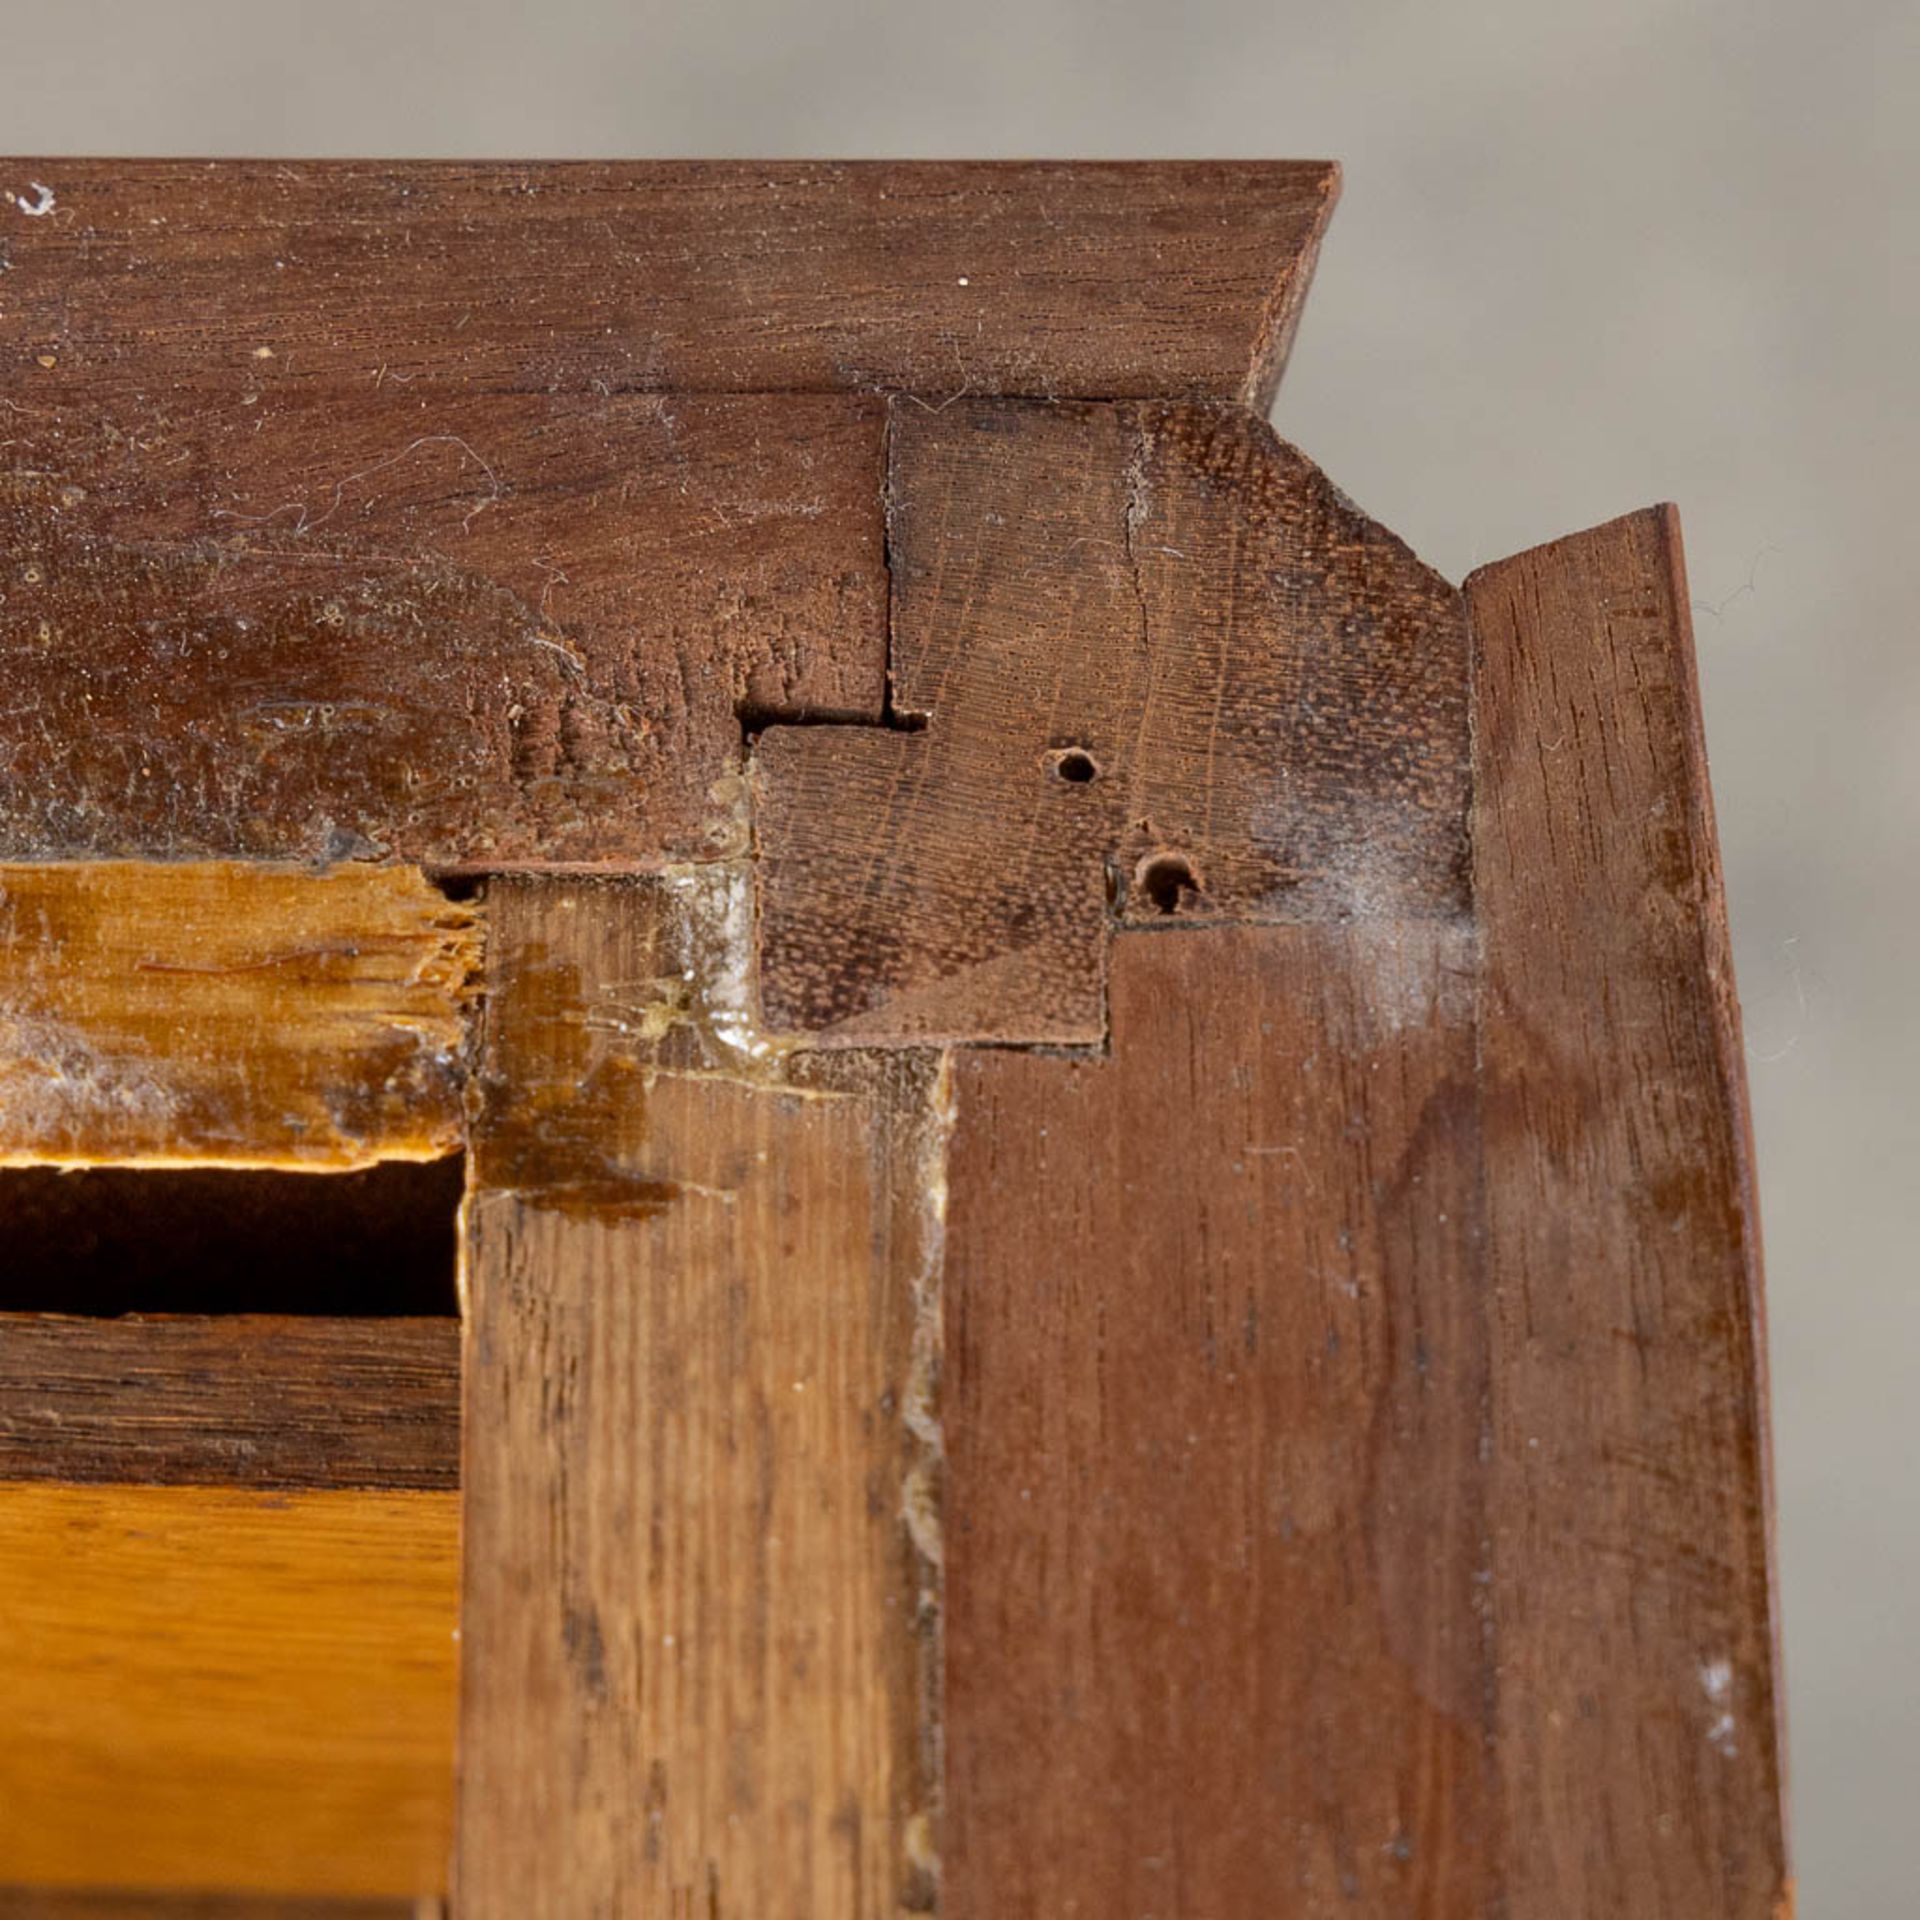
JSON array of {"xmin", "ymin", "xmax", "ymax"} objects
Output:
[{"xmin": 0, "ymin": 862, "xmax": 479, "ymax": 1171}]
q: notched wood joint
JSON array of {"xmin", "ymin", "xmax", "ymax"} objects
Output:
[{"xmin": 751, "ymin": 397, "xmax": 1472, "ymax": 1047}]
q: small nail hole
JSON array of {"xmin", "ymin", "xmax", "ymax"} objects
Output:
[
  {"xmin": 1136, "ymin": 851, "xmax": 1202, "ymax": 915},
  {"xmin": 1049, "ymin": 748, "xmax": 1100, "ymax": 785}
]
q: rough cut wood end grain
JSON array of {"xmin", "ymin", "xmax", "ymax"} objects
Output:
[{"xmin": 0, "ymin": 863, "xmax": 476, "ymax": 1168}]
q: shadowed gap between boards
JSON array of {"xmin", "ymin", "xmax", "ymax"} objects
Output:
[{"xmin": 0, "ymin": 1157, "xmax": 464, "ymax": 1316}]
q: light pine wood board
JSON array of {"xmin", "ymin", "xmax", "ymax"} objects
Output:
[{"xmin": 0, "ymin": 1482, "xmax": 458, "ymax": 1899}]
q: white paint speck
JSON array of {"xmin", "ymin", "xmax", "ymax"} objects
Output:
[
  {"xmin": 957, "ymin": 275, "xmax": 969, "ymax": 286},
  {"xmin": 1701, "ymin": 1658, "xmax": 1738, "ymax": 1756},
  {"xmin": 14, "ymin": 182, "xmax": 55, "ymax": 217}
]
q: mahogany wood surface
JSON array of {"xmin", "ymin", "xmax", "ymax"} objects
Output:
[
  {"xmin": 1467, "ymin": 507, "xmax": 1787, "ymax": 1916},
  {"xmin": 0, "ymin": 161, "xmax": 1335, "ymax": 405},
  {"xmin": 0, "ymin": 158, "xmax": 1787, "ymax": 1919}
]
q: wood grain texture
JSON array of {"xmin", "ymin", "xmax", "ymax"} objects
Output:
[
  {"xmin": 0, "ymin": 1316, "xmax": 458, "ymax": 1490},
  {"xmin": 0, "ymin": 392, "xmax": 884, "ymax": 867},
  {"xmin": 941, "ymin": 922, "xmax": 1490, "ymax": 1917},
  {"xmin": 0, "ymin": 864, "xmax": 475, "ymax": 1167},
  {"xmin": 0, "ymin": 1892, "xmax": 425, "ymax": 1918},
  {"xmin": 756, "ymin": 399, "xmax": 1468, "ymax": 1044},
  {"xmin": 1466, "ymin": 507, "xmax": 1788, "ymax": 1917},
  {"xmin": 0, "ymin": 161, "xmax": 1335, "ymax": 407},
  {"xmin": 0, "ymin": 1483, "xmax": 457, "ymax": 1898},
  {"xmin": 458, "ymin": 874, "xmax": 942, "ymax": 1919}
]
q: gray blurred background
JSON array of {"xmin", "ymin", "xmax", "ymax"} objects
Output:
[{"xmin": 2, "ymin": 1, "xmax": 1909, "ymax": 1910}]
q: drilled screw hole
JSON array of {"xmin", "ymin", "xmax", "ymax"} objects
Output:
[
  {"xmin": 1136, "ymin": 851, "xmax": 1203, "ymax": 915},
  {"xmin": 1049, "ymin": 747, "xmax": 1101, "ymax": 785}
]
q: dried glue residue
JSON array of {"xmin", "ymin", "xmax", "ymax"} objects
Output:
[
  {"xmin": 1701, "ymin": 1658, "xmax": 1739, "ymax": 1758},
  {"xmin": 472, "ymin": 865, "xmax": 816, "ymax": 1218},
  {"xmin": 898, "ymin": 1049, "xmax": 954, "ymax": 1913},
  {"xmin": 658, "ymin": 859, "xmax": 803, "ymax": 1073}
]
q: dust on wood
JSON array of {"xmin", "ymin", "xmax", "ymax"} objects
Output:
[
  {"xmin": 754, "ymin": 399, "xmax": 1470, "ymax": 1045},
  {"xmin": 942, "ymin": 923, "xmax": 1492, "ymax": 1917},
  {"xmin": 0, "ymin": 863, "xmax": 476, "ymax": 1168},
  {"xmin": 458, "ymin": 875, "xmax": 945, "ymax": 1918},
  {"xmin": 0, "ymin": 161, "xmax": 1335, "ymax": 407},
  {"xmin": 0, "ymin": 394, "xmax": 885, "ymax": 867}
]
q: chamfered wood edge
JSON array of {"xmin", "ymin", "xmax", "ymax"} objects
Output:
[
  {"xmin": 0, "ymin": 159, "xmax": 1339, "ymax": 405},
  {"xmin": 0, "ymin": 1314, "xmax": 460, "ymax": 1491},
  {"xmin": 1241, "ymin": 163, "xmax": 1340, "ymax": 410}
]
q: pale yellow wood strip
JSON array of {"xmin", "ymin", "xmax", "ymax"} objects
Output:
[{"xmin": 0, "ymin": 863, "xmax": 477, "ymax": 1168}]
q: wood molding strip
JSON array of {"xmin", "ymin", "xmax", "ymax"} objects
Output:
[
  {"xmin": 1467, "ymin": 505, "xmax": 1789, "ymax": 1916},
  {"xmin": 0, "ymin": 161, "xmax": 1336, "ymax": 406}
]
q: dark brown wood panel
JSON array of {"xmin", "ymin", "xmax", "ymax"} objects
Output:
[
  {"xmin": 0, "ymin": 1316, "xmax": 458, "ymax": 1490},
  {"xmin": 0, "ymin": 391, "xmax": 884, "ymax": 867},
  {"xmin": 458, "ymin": 874, "xmax": 942, "ymax": 1919},
  {"xmin": 943, "ymin": 922, "xmax": 1492, "ymax": 1919},
  {"xmin": 0, "ymin": 161, "xmax": 1335, "ymax": 406},
  {"xmin": 1467, "ymin": 507, "xmax": 1787, "ymax": 1916},
  {"xmin": 755, "ymin": 400, "xmax": 1469, "ymax": 1045}
]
